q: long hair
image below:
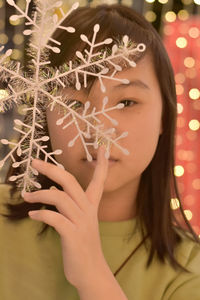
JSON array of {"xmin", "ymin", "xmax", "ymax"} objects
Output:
[{"xmin": 1, "ymin": 4, "xmax": 199, "ymax": 274}]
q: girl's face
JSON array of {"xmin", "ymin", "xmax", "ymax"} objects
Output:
[{"xmin": 46, "ymin": 53, "xmax": 163, "ymax": 192}]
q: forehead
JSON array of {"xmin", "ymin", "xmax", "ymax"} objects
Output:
[{"xmin": 62, "ymin": 53, "xmax": 155, "ymax": 98}]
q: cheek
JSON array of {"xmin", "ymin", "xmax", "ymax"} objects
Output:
[{"xmin": 124, "ymin": 109, "xmax": 162, "ymax": 173}]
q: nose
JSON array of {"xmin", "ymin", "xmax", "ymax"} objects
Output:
[{"xmin": 82, "ymin": 105, "xmax": 118, "ymax": 152}]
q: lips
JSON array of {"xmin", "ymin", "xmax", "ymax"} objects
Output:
[{"xmin": 82, "ymin": 155, "xmax": 118, "ymax": 161}]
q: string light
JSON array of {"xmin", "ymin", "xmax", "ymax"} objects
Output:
[
  {"xmin": 177, "ymin": 9, "xmax": 189, "ymax": 20},
  {"xmin": 176, "ymin": 84, "xmax": 184, "ymax": 95},
  {"xmin": 189, "ymin": 119, "xmax": 200, "ymax": 131},
  {"xmin": 145, "ymin": 11, "xmax": 157, "ymax": 22},
  {"xmin": 192, "ymin": 178, "xmax": 200, "ymax": 190},
  {"xmin": 177, "ymin": 103, "xmax": 184, "ymax": 114},
  {"xmin": 174, "ymin": 165, "xmax": 185, "ymax": 177},
  {"xmin": 170, "ymin": 198, "xmax": 180, "ymax": 210},
  {"xmin": 184, "ymin": 209, "xmax": 193, "ymax": 221},
  {"xmin": 175, "ymin": 73, "xmax": 185, "ymax": 83},
  {"xmin": 0, "ymin": 33, "xmax": 8, "ymax": 44},
  {"xmin": 184, "ymin": 57, "xmax": 195, "ymax": 68},
  {"xmin": 165, "ymin": 11, "xmax": 176, "ymax": 22},
  {"xmin": 194, "ymin": 0, "xmax": 200, "ymax": 5},
  {"xmin": 189, "ymin": 88, "xmax": 200, "ymax": 100},
  {"xmin": 189, "ymin": 27, "xmax": 199, "ymax": 38},
  {"xmin": 13, "ymin": 33, "xmax": 24, "ymax": 45},
  {"xmin": 145, "ymin": 0, "xmax": 155, "ymax": 3},
  {"xmin": 158, "ymin": 0, "xmax": 168, "ymax": 3},
  {"xmin": 176, "ymin": 37, "xmax": 188, "ymax": 48}
]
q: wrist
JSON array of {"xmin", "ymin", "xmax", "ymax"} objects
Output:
[{"xmin": 76, "ymin": 257, "xmax": 127, "ymax": 300}]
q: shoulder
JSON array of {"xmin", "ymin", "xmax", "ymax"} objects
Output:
[
  {"xmin": 163, "ymin": 226, "xmax": 200, "ymax": 300},
  {"xmin": 174, "ymin": 226, "xmax": 200, "ymax": 269}
]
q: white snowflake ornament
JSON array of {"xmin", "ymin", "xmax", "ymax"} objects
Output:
[{"xmin": 0, "ymin": 0, "xmax": 146, "ymax": 196}]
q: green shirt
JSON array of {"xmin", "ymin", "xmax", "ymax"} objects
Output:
[{"xmin": 0, "ymin": 184, "xmax": 200, "ymax": 299}]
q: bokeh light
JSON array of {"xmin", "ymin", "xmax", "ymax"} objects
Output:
[
  {"xmin": 13, "ymin": 33, "xmax": 24, "ymax": 45},
  {"xmin": 184, "ymin": 57, "xmax": 195, "ymax": 68},
  {"xmin": 176, "ymin": 84, "xmax": 184, "ymax": 95},
  {"xmin": 184, "ymin": 209, "xmax": 193, "ymax": 221},
  {"xmin": 165, "ymin": 11, "xmax": 176, "ymax": 22},
  {"xmin": 170, "ymin": 198, "xmax": 180, "ymax": 210},
  {"xmin": 176, "ymin": 37, "xmax": 188, "ymax": 48},
  {"xmin": 189, "ymin": 88, "xmax": 200, "ymax": 100},
  {"xmin": 188, "ymin": 27, "xmax": 200, "ymax": 38},
  {"xmin": 174, "ymin": 165, "xmax": 185, "ymax": 177},
  {"xmin": 145, "ymin": 11, "xmax": 157, "ymax": 22},
  {"xmin": 192, "ymin": 179, "xmax": 200, "ymax": 190},
  {"xmin": 188, "ymin": 119, "xmax": 200, "ymax": 131},
  {"xmin": 0, "ymin": 33, "xmax": 8, "ymax": 45},
  {"xmin": 178, "ymin": 10, "xmax": 189, "ymax": 21},
  {"xmin": 177, "ymin": 103, "xmax": 184, "ymax": 114}
]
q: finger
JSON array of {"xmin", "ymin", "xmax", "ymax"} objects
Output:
[
  {"xmin": 28, "ymin": 209, "xmax": 76, "ymax": 236},
  {"xmin": 86, "ymin": 145, "xmax": 108, "ymax": 206},
  {"xmin": 31, "ymin": 159, "xmax": 87, "ymax": 210},
  {"xmin": 24, "ymin": 189, "xmax": 84, "ymax": 225}
]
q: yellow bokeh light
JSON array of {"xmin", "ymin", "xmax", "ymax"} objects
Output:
[
  {"xmin": 184, "ymin": 57, "xmax": 195, "ymax": 68},
  {"xmin": 13, "ymin": 33, "xmax": 24, "ymax": 45},
  {"xmin": 189, "ymin": 88, "xmax": 200, "ymax": 100},
  {"xmin": 174, "ymin": 165, "xmax": 184, "ymax": 177},
  {"xmin": 178, "ymin": 10, "xmax": 189, "ymax": 20},
  {"xmin": 0, "ymin": 33, "xmax": 8, "ymax": 45},
  {"xmin": 189, "ymin": 119, "xmax": 200, "ymax": 131},
  {"xmin": 158, "ymin": 0, "xmax": 168, "ymax": 3},
  {"xmin": 165, "ymin": 11, "xmax": 176, "ymax": 22},
  {"xmin": 184, "ymin": 209, "xmax": 193, "ymax": 221},
  {"xmin": 170, "ymin": 198, "xmax": 180, "ymax": 210},
  {"xmin": 145, "ymin": 11, "xmax": 157, "ymax": 22},
  {"xmin": 189, "ymin": 27, "xmax": 199, "ymax": 38},
  {"xmin": 177, "ymin": 103, "xmax": 183, "ymax": 114},
  {"xmin": 11, "ymin": 49, "xmax": 23, "ymax": 60},
  {"xmin": 145, "ymin": 0, "xmax": 155, "ymax": 3},
  {"xmin": 194, "ymin": 0, "xmax": 200, "ymax": 4},
  {"xmin": 176, "ymin": 37, "xmax": 187, "ymax": 48}
]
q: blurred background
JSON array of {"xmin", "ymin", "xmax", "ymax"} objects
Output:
[{"xmin": 0, "ymin": 0, "xmax": 199, "ymax": 234}]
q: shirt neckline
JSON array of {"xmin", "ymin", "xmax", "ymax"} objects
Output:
[{"xmin": 98, "ymin": 216, "xmax": 139, "ymax": 237}]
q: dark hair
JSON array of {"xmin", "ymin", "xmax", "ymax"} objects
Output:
[{"xmin": 1, "ymin": 4, "xmax": 199, "ymax": 276}]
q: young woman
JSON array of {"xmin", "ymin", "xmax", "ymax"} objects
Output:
[{"xmin": 0, "ymin": 3, "xmax": 200, "ymax": 300}]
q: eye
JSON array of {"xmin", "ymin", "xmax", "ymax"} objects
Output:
[
  {"xmin": 119, "ymin": 99, "xmax": 137, "ymax": 107},
  {"xmin": 65, "ymin": 99, "xmax": 84, "ymax": 111}
]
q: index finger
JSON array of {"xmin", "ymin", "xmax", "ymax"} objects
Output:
[{"xmin": 85, "ymin": 145, "xmax": 109, "ymax": 205}]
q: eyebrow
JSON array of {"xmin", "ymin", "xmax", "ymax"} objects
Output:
[{"xmin": 113, "ymin": 79, "xmax": 150, "ymax": 90}]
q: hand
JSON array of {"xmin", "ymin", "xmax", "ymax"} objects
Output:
[{"xmin": 23, "ymin": 145, "xmax": 109, "ymax": 289}]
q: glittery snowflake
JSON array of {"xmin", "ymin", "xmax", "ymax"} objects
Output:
[{"xmin": 0, "ymin": 0, "xmax": 146, "ymax": 196}]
